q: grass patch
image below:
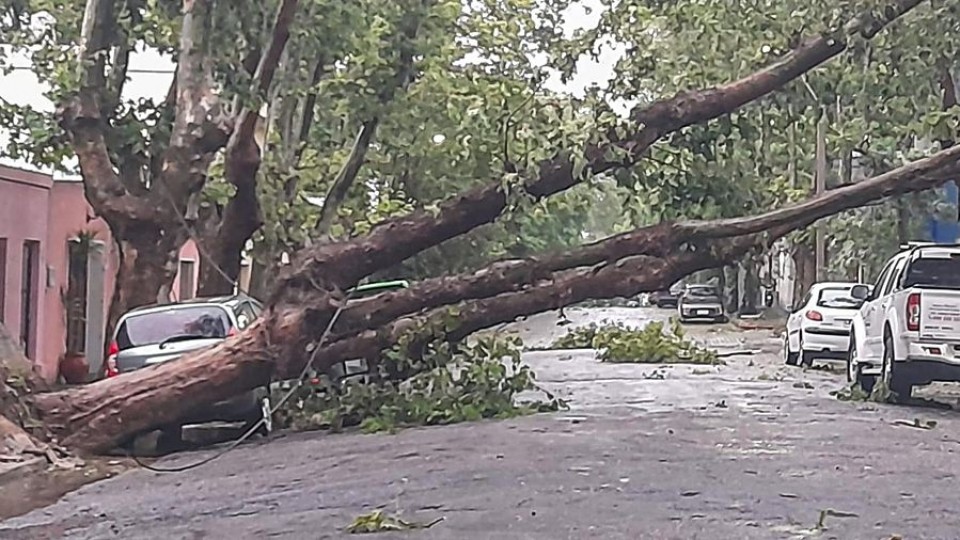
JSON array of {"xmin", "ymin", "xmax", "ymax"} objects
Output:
[{"xmin": 550, "ymin": 319, "xmax": 721, "ymax": 365}]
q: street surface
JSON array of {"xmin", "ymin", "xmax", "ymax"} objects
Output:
[{"xmin": 4, "ymin": 307, "xmax": 960, "ymax": 539}]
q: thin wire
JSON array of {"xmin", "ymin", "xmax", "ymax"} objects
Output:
[{"xmin": 131, "ymin": 289, "xmax": 355, "ymax": 473}]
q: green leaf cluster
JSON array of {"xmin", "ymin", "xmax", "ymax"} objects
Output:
[{"xmin": 550, "ymin": 319, "xmax": 721, "ymax": 365}]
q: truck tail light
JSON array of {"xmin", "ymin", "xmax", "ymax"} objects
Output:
[
  {"xmin": 805, "ymin": 310, "xmax": 823, "ymax": 321},
  {"xmin": 906, "ymin": 293, "xmax": 921, "ymax": 331},
  {"xmin": 104, "ymin": 341, "xmax": 120, "ymax": 378}
]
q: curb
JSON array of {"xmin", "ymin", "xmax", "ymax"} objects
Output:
[{"xmin": 0, "ymin": 457, "xmax": 47, "ymax": 484}]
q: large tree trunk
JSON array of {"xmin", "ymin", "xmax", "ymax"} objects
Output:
[
  {"xmin": 103, "ymin": 226, "xmax": 185, "ymax": 349},
  {"xmin": 739, "ymin": 254, "xmax": 761, "ymax": 315},
  {"xmin": 196, "ymin": 136, "xmax": 264, "ymax": 297}
]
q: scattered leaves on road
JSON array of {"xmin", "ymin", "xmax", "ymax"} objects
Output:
[{"xmin": 346, "ymin": 510, "xmax": 444, "ymax": 534}]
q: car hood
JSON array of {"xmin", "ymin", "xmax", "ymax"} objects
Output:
[{"xmin": 115, "ymin": 338, "xmax": 223, "ymax": 373}]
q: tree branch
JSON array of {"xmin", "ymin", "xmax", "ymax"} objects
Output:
[
  {"xmin": 313, "ymin": 118, "xmax": 380, "ymax": 236},
  {"xmin": 158, "ymin": 0, "xmax": 232, "ymax": 202},
  {"xmin": 275, "ymin": 0, "xmax": 926, "ymax": 300},
  {"xmin": 229, "ymin": 0, "xmax": 300, "ymax": 150},
  {"xmin": 333, "ymin": 141, "xmax": 960, "ymax": 338},
  {"xmin": 310, "ymin": 3, "xmax": 425, "ymax": 237}
]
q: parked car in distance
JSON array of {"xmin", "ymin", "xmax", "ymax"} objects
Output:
[
  {"xmin": 848, "ymin": 243, "xmax": 960, "ymax": 400},
  {"xmin": 677, "ymin": 284, "xmax": 726, "ymax": 323},
  {"xmin": 651, "ymin": 283, "xmax": 683, "ymax": 308},
  {"xmin": 785, "ymin": 282, "xmax": 867, "ymax": 367},
  {"xmin": 104, "ymin": 293, "xmax": 271, "ymax": 444}
]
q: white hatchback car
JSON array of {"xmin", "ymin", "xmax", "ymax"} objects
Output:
[{"xmin": 785, "ymin": 282, "xmax": 869, "ymax": 367}]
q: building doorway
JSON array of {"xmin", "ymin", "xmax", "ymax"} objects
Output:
[{"xmin": 20, "ymin": 240, "xmax": 39, "ymax": 358}]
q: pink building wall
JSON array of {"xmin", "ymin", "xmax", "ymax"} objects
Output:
[{"xmin": 0, "ymin": 166, "xmax": 200, "ymax": 382}]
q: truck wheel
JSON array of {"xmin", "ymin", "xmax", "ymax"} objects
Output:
[
  {"xmin": 855, "ymin": 364, "xmax": 877, "ymax": 394},
  {"xmin": 882, "ymin": 332, "xmax": 911, "ymax": 402}
]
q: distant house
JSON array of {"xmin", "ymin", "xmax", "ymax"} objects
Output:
[{"xmin": 0, "ymin": 164, "xmax": 200, "ymax": 382}]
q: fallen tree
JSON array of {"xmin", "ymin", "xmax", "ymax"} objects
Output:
[
  {"xmin": 2, "ymin": 0, "xmax": 946, "ymax": 454},
  {"xmin": 30, "ymin": 138, "xmax": 960, "ymax": 453}
]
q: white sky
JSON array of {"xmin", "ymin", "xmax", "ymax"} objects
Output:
[{"xmin": 0, "ymin": 0, "xmax": 621, "ymax": 175}]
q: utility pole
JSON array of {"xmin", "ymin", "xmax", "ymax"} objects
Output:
[{"xmin": 814, "ymin": 111, "xmax": 828, "ymax": 281}]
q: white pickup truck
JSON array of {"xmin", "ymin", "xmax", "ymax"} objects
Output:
[{"xmin": 848, "ymin": 243, "xmax": 960, "ymax": 400}]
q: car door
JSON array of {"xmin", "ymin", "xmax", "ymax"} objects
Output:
[{"xmin": 861, "ymin": 257, "xmax": 902, "ymax": 359}]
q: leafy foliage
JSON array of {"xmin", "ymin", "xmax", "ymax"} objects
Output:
[
  {"xmin": 550, "ymin": 320, "xmax": 721, "ymax": 365},
  {"xmin": 276, "ymin": 335, "xmax": 564, "ymax": 434},
  {"xmin": 346, "ymin": 510, "xmax": 443, "ymax": 534}
]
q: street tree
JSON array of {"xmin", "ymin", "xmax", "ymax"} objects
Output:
[{"xmin": 2, "ymin": 0, "xmax": 960, "ymax": 456}]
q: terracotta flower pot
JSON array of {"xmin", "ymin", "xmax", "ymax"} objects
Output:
[{"xmin": 60, "ymin": 352, "xmax": 89, "ymax": 384}]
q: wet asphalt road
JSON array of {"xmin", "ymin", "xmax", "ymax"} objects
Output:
[{"xmin": 4, "ymin": 307, "xmax": 960, "ymax": 539}]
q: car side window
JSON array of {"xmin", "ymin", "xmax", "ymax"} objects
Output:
[
  {"xmin": 233, "ymin": 302, "xmax": 258, "ymax": 330},
  {"xmin": 879, "ymin": 256, "xmax": 907, "ymax": 298},
  {"xmin": 883, "ymin": 257, "xmax": 909, "ymax": 296},
  {"xmin": 870, "ymin": 260, "xmax": 896, "ymax": 300}
]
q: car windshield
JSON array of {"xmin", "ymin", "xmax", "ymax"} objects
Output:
[
  {"xmin": 903, "ymin": 256, "xmax": 960, "ymax": 289},
  {"xmin": 116, "ymin": 305, "xmax": 232, "ymax": 349},
  {"xmin": 686, "ymin": 286, "xmax": 718, "ymax": 298},
  {"xmin": 816, "ymin": 287, "xmax": 861, "ymax": 308}
]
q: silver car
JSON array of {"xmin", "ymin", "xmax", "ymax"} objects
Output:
[
  {"xmin": 104, "ymin": 294, "xmax": 271, "ymax": 445},
  {"xmin": 677, "ymin": 284, "xmax": 727, "ymax": 323}
]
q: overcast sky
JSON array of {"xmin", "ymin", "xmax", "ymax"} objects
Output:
[{"xmin": 0, "ymin": 0, "xmax": 620, "ymax": 175}]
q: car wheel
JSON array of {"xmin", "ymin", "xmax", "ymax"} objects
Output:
[
  {"xmin": 882, "ymin": 331, "xmax": 911, "ymax": 402},
  {"xmin": 157, "ymin": 425, "xmax": 184, "ymax": 453},
  {"xmin": 846, "ymin": 339, "xmax": 857, "ymax": 383},
  {"xmin": 784, "ymin": 335, "xmax": 800, "ymax": 366},
  {"xmin": 797, "ymin": 331, "xmax": 815, "ymax": 367}
]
